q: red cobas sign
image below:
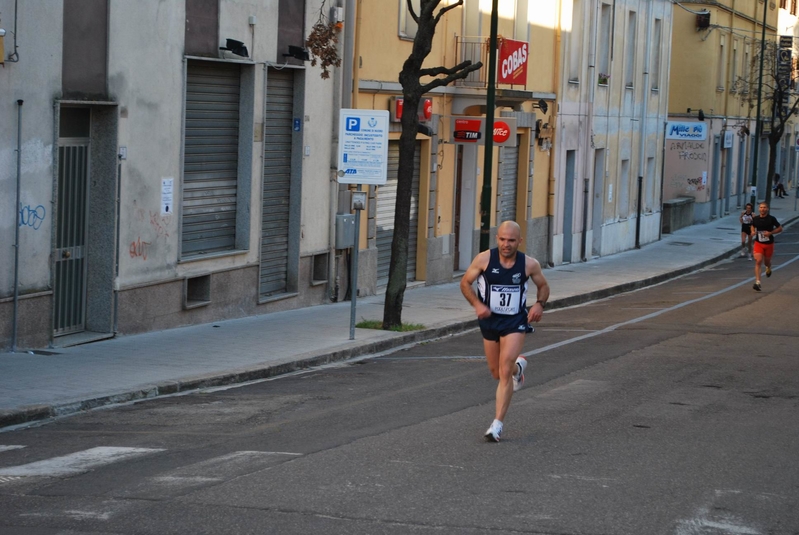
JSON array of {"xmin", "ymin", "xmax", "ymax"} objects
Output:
[{"xmin": 498, "ymin": 38, "xmax": 528, "ymax": 86}]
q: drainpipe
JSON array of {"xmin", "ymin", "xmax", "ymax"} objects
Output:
[
  {"xmin": 113, "ymin": 154, "xmax": 122, "ymax": 334},
  {"xmin": 581, "ymin": 0, "xmax": 599, "ymax": 260},
  {"xmin": 635, "ymin": 0, "xmax": 654, "ymax": 249},
  {"xmin": 580, "ymin": 178, "xmax": 589, "ymax": 260},
  {"xmin": 11, "ymin": 100, "xmax": 23, "ymax": 352},
  {"xmin": 327, "ymin": 0, "xmax": 351, "ymax": 301}
]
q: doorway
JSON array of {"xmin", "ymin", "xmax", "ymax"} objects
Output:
[{"xmin": 55, "ymin": 110, "xmax": 91, "ymax": 336}]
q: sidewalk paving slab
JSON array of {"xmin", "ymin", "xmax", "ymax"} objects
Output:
[{"xmin": 2, "ymin": 198, "xmax": 797, "ymax": 430}]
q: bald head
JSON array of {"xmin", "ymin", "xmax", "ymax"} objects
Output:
[
  {"xmin": 497, "ymin": 220, "xmax": 521, "ymax": 239},
  {"xmin": 496, "ymin": 220, "xmax": 521, "ymax": 259}
]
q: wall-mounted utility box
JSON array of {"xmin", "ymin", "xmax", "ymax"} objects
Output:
[{"xmin": 335, "ymin": 214, "xmax": 356, "ymax": 249}]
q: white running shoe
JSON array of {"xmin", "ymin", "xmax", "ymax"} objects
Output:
[
  {"xmin": 484, "ymin": 420, "xmax": 502, "ymax": 442},
  {"xmin": 739, "ymin": 249, "xmax": 746, "ymax": 258},
  {"xmin": 512, "ymin": 356, "xmax": 527, "ymax": 392}
]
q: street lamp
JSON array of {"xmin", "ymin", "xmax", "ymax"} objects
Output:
[
  {"xmin": 479, "ymin": 0, "xmax": 499, "ymax": 252},
  {"xmin": 750, "ymin": 0, "xmax": 769, "ymax": 207}
]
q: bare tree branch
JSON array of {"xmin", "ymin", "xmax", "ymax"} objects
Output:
[
  {"xmin": 407, "ymin": 0, "xmax": 419, "ymax": 24},
  {"xmin": 435, "ymin": 0, "xmax": 463, "ymax": 23},
  {"xmin": 419, "ymin": 60, "xmax": 473, "ymax": 77},
  {"xmin": 421, "ymin": 61, "xmax": 483, "ymax": 93}
]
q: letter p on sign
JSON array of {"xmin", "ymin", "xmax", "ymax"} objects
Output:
[{"xmin": 346, "ymin": 117, "xmax": 361, "ymax": 131}]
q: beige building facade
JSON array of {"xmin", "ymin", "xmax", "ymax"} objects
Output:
[{"xmin": 665, "ymin": 0, "xmax": 797, "ymax": 225}]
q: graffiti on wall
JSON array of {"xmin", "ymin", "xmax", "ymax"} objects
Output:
[
  {"xmin": 670, "ymin": 141, "xmax": 707, "ymax": 162},
  {"xmin": 129, "ymin": 236, "xmax": 151, "ymax": 261},
  {"xmin": 669, "ymin": 174, "xmax": 706, "ymax": 193},
  {"xmin": 18, "ymin": 204, "xmax": 46, "ymax": 230}
]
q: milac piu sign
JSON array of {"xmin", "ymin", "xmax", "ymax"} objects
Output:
[{"xmin": 663, "ymin": 121, "xmax": 711, "ymax": 201}]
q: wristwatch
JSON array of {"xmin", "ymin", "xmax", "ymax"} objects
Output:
[{"xmin": 536, "ymin": 300, "xmax": 546, "ymax": 309}]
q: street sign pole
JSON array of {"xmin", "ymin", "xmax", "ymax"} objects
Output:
[
  {"xmin": 349, "ymin": 187, "xmax": 361, "ymax": 340},
  {"xmin": 337, "ymin": 109, "xmax": 389, "ymax": 339}
]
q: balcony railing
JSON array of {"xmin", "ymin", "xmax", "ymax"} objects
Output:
[{"xmin": 454, "ymin": 36, "xmax": 487, "ymax": 88}]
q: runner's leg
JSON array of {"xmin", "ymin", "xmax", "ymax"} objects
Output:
[{"xmin": 495, "ymin": 332, "xmax": 526, "ymax": 423}]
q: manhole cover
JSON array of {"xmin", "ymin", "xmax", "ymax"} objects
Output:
[{"xmin": 669, "ymin": 242, "xmax": 694, "ymax": 246}]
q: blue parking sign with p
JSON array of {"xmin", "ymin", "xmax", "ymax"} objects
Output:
[{"xmin": 346, "ymin": 117, "xmax": 361, "ymax": 131}]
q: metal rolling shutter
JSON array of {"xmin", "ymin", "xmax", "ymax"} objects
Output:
[
  {"xmin": 260, "ymin": 69, "xmax": 294, "ymax": 297},
  {"xmin": 182, "ymin": 61, "xmax": 241, "ymax": 256},
  {"xmin": 376, "ymin": 141, "xmax": 420, "ymax": 287},
  {"xmin": 499, "ymin": 140, "xmax": 520, "ymax": 223}
]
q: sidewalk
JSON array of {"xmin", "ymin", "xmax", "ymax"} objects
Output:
[{"xmin": 2, "ymin": 197, "xmax": 797, "ymax": 430}]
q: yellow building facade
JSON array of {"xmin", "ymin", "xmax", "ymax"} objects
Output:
[
  {"xmin": 346, "ymin": 0, "xmax": 558, "ymax": 294},
  {"xmin": 666, "ymin": 0, "xmax": 797, "ymax": 225}
]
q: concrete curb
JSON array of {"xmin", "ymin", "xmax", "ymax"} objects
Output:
[{"xmin": 5, "ymin": 213, "xmax": 798, "ymax": 431}]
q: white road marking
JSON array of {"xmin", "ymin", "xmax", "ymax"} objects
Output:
[
  {"xmin": 676, "ymin": 506, "xmax": 761, "ymax": 535},
  {"xmin": 381, "ymin": 355, "xmax": 485, "ymax": 360},
  {"xmin": 522, "ymin": 253, "xmax": 799, "ymax": 359},
  {"xmin": 548, "ymin": 474, "xmax": 617, "ymax": 482},
  {"xmin": 389, "ymin": 460, "xmax": 465, "ymax": 470},
  {"xmin": 0, "ymin": 447, "xmax": 164, "ymax": 477},
  {"xmin": 0, "ymin": 445, "xmax": 26, "ymax": 452}
]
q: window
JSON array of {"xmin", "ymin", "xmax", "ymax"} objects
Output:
[
  {"xmin": 743, "ymin": 42, "xmax": 751, "ymax": 93},
  {"xmin": 619, "ymin": 159, "xmax": 630, "ymax": 217},
  {"xmin": 624, "ymin": 11, "xmax": 636, "ymax": 88},
  {"xmin": 568, "ymin": 0, "xmax": 583, "ymax": 82},
  {"xmin": 598, "ymin": 3, "xmax": 611, "ymax": 83},
  {"xmin": 717, "ymin": 35, "xmax": 726, "ymax": 90},
  {"xmin": 514, "ymin": 0, "xmax": 529, "ymax": 42},
  {"xmin": 731, "ymin": 39, "xmax": 738, "ymax": 92},
  {"xmin": 399, "ymin": 0, "xmax": 421, "ymax": 40},
  {"xmin": 651, "ymin": 19, "xmax": 662, "ymax": 90}
]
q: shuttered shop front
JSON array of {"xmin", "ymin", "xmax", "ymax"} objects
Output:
[
  {"xmin": 376, "ymin": 141, "xmax": 420, "ymax": 288},
  {"xmin": 182, "ymin": 61, "xmax": 241, "ymax": 256},
  {"xmin": 499, "ymin": 138, "xmax": 520, "ymax": 224},
  {"xmin": 260, "ymin": 68, "xmax": 294, "ymax": 297}
]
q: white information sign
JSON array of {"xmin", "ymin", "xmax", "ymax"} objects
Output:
[
  {"xmin": 337, "ymin": 109, "xmax": 390, "ymax": 185},
  {"xmin": 161, "ymin": 178, "xmax": 174, "ymax": 215}
]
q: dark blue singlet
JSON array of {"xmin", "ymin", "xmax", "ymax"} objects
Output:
[{"xmin": 477, "ymin": 248, "xmax": 530, "ymax": 341}]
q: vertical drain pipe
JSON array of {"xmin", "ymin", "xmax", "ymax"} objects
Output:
[
  {"xmin": 12, "ymin": 99, "xmax": 24, "ymax": 352},
  {"xmin": 113, "ymin": 155, "xmax": 122, "ymax": 334}
]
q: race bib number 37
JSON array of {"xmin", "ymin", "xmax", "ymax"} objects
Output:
[{"xmin": 490, "ymin": 285, "xmax": 521, "ymax": 315}]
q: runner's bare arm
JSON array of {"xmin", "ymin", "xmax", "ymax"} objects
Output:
[
  {"xmin": 460, "ymin": 251, "xmax": 491, "ymax": 319},
  {"xmin": 526, "ymin": 256, "xmax": 550, "ymax": 323}
]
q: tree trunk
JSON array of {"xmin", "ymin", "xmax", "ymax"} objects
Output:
[{"xmin": 382, "ymin": 93, "xmax": 421, "ymax": 329}]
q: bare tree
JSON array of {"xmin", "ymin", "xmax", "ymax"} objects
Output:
[
  {"xmin": 382, "ymin": 0, "xmax": 482, "ymax": 329},
  {"xmin": 736, "ymin": 40, "xmax": 799, "ymax": 203}
]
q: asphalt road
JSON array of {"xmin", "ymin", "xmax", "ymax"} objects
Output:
[{"xmin": 1, "ymin": 226, "xmax": 798, "ymax": 535}]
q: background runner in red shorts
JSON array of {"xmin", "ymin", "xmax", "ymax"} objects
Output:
[{"xmin": 750, "ymin": 202, "xmax": 783, "ymax": 292}]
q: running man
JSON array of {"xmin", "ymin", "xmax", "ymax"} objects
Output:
[
  {"xmin": 460, "ymin": 221, "xmax": 550, "ymax": 442},
  {"xmin": 751, "ymin": 202, "xmax": 783, "ymax": 292},
  {"xmin": 739, "ymin": 203, "xmax": 754, "ymax": 260}
]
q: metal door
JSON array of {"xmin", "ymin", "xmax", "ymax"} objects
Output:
[
  {"xmin": 260, "ymin": 68, "xmax": 294, "ymax": 298},
  {"xmin": 182, "ymin": 60, "xmax": 241, "ymax": 256},
  {"xmin": 54, "ymin": 141, "xmax": 90, "ymax": 335},
  {"xmin": 562, "ymin": 150, "xmax": 576, "ymax": 263},
  {"xmin": 499, "ymin": 138, "xmax": 520, "ymax": 223},
  {"xmin": 376, "ymin": 141, "xmax": 420, "ymax": 287}
]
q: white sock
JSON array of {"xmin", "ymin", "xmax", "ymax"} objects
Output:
[{"xmin": 492, "ymin": 419, "xmax": 503, "ymax": 430}]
